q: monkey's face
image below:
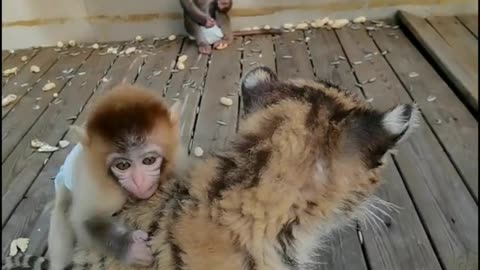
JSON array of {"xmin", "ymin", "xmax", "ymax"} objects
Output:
[
  {"xmin": 217, "ymin": 0, "xmax": 232, "ymax": 12},
  {"xmin": 107, "ymin": 144, "xmax": 164, "ymax": 199}
]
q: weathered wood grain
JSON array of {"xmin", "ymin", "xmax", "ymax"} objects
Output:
[
  {"xmin": 372, "ymin": 28, "xmax": 478, "ymax": 201},
  {"xmin": 2, "ymin": 48, "xmax": 59, "ymax": 118},
  {"xmin": 337, "ymin": 26, "xmax": 478, "ymax": 270},
  {"xmin": 398, "ymin": 11, "xmax": 478, "ymax": 112},
  {"xmin": 190, "ymin": 38, "xmax": 243, "ymax": 156},
  {"xmin": 457, "ymin": 14, "xmax": 478, "ymax": 38}
]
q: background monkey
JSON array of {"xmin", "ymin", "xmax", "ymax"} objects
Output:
[
  {"xmin": 47, "ymin": 85, "xmax": 183, "ymax": 270},
  {"xmin": 180, "ymin": 0, "xmax": 233, "ymax": 54}
]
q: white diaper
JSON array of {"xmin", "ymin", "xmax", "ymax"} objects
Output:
[
  {"xmin": 189, "ymin": 25, "xmax": 224, "ymax": 45},
  {"xmin": 54, "ymin": 143, "xmax": 83, "ymax": 191}
]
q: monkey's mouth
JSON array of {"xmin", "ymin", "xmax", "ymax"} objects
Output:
[{"xmin": 135, "ymin": 183, "xmax": 159, "ymax": 200}]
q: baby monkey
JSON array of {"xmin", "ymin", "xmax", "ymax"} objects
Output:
[
  {"xmin": 48, "ymin": 85, "xmax": 182, "ymax": 270},
  {"xmin": 180, "ymin": 0, "xmax": 233, "ymax": 54}
]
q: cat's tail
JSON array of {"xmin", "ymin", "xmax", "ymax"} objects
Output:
[{"xmin": 2, "ymin": 253, "xmax": 50, "ymax": 270}]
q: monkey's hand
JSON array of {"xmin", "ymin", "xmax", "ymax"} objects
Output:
[
  {"xmin": 125, "ymin": 230, "xmax": 153, "ymax": 266},
  {"xmin": 205, "ymin": 17, "xmax": 216, "ymax": 28}
]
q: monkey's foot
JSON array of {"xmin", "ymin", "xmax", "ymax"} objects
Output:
[
  {"xmin": 213, "ymin": 40, "xmax": 229, "ymax": 50},
  {"xmin": 126, "ymin": 230, "xmax": 153, "ymax": 266},
  {"xmin": 198, "ymin": 45, "xmax": 212, "ymax": 55}
]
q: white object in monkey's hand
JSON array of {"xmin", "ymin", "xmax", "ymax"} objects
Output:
[{"xmin": 199, "ymin": 25, "xmax": 224, "ymax": 45}]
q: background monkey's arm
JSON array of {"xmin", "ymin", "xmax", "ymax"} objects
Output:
[
  {"xmin": 180, "ymin": 0, "xmax": 211, "ymax": 26},
  {"xmin": 215, "ymin": 10, "xmax": 232, "ymax": 42}
]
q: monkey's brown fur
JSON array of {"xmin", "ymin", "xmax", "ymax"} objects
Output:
[
  {"xmin": 3, "ymin": 67, "xmax": 419, "ymax": 270},
  {"xmin": 82, "ymin": 85, "xmax": 180, "ymax": 197}
]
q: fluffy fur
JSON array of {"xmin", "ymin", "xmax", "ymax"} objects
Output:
[{"xmin": 2, "ymin": 66, "xmax": 419, "ymax": 270}]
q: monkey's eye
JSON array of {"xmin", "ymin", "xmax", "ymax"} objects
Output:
[
  {"xmin": 142, "ymin": 157, "xmax": 157, "ymax": 165},
  {"xmin": 115, "ymin": 161, "xmax": 131, "ymax": 171}
]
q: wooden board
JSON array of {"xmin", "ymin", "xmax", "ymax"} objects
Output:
[
  {"xmin": 134, "ymin": 38, "xmax": 183, "ymax": 91},
  {"xmin": 239, "ymin": 35, "xmax": 276, "ymax": 120},
  {"xmin": 190, "ymin": 37, "xmax": 243, "ymax": 156},
  {"xmin": 372, "ymin": 28, "xmax": 478, "ymax": 201},
  {"xmin": 2, "ymin": 49, "xmax": 40, "ymax": 86},
  {"xmin": 457, "ymin": 14, "xmax": 478, "ymax": 38},
  {"xmin": 336, "ymin": 26, "xmax": 478, "ymax": 270},
  {"xmin": 0, "ymin": 41, "xmax": 161, "ymax": 256},
  {"xmin": 2, "ymin": 48, "xmax": 59, "ymax": 118},
  {"xmin": 274, "ymin": 31, "xmax": 314, "ymax": 80},
  {"xmin": 2, "ymin": 51, "xmax": 11, "ymax": 62},
  {"xmin": 1, "ymin": 48, "xmax": 93, "ymax": 164},
  {"xmin": 0, "ymin": 44, "xmax": 123, "ymax": 228},
  {"xmin": 164, "ymin": 40, "xmax": 209, "ymax": 150},
  {"xmin": 305, "ymin": 29, "xmax": 369, "ymax": 270},
  {"xmin": 398, "ymin": 11, "xmax": 478, "ymax": 112},
  {"xmin": 426, "ymin": 16, "xmax": 478, "ymax": 72}
]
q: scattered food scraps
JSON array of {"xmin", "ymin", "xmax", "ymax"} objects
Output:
[
  {"xmin": 296, "ymin": 23, "xmax": 309, "ymax": 30},
  {"xmin": 168, "ymin": 35, "xmax": 176, "ymax": 41},
  {"xmin": 9, "ymin": 238, "xmax": 29, "ymax": 256},
  {"xmin": 220, "ymin": 97, "xmax": 233, "ymax": 107},
  {"xmin": 2, "ymin": 94, "xmax": 17, "ymax": 107},
  {"xmin": 42, "ymin": 81, "xmax": 56, "ymax": 91},
  {"xmin": 427, "ymin": 95, "xmax": 437, "ymax": 102},
  {"xmin": 353, "ymin": 16, "xmax": 367, "ymax": 23},
  {"xmin": 38, "ymin": 144, "xmax": 59, "ymax": 153},
  {"xmin": 30, "ymin": 65, "xmax": 41, "ymax": 73},
  {"xmin": 176, "ymin": 62, "xmax": 186, "ymax": 70},
  {"xmin": 59, "ymin": 140, "xmax": 70, "ymax": 148},
  {"xmin": 135, "ymin": 35, "xmax": 144, "ymax": 42},
  {"xmin": 57, "ymin": 41, "xmax": 64, "ymax": 48},
  {"xmin": 91, "ymin": 43, "xmax": 100, "ymax": 49},
  {"xmin": 31, "ymin": 139, "xmax": 47, "ymax": 148},
  {"xmin": 283, "ymin": 23, "xmax": 294, "ymax": 30},
  {"xmin": 125, "ymin": 47, "xmax": 136, "ymax": 55},
  {"xmin": 3, "ymin": 67, "xmax": 18, "ymax": 76},
  {"xmin": 21, "ymin": 56, "xmax": 28, "ymax": 62},
  {"xmin": 178, "ymin": 55, "xmax": 188, "ymax": 63},
  {"xmin": 408, "ymin": 72, "xmax": 419, "ymax": 78},
  {"xmin": 68, "ymin": 40, "xmax": 76, "ymax": 46},
  {"xmin": 194, "ymin": 146, "xmax": 204, "ymax": 157},
  {"xmin": 331, "ymin": 19, "xmax": 349, "ymax": 28}
]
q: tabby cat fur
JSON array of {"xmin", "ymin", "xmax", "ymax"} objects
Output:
[{"xmin": 3, "ymin": 66, "xmax": 420, "ymax": 270}]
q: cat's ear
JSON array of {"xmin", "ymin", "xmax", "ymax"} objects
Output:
[
  {"xmin": 347, "ymin": 104, "xmax": 420, "ymax": 168},
  {"xmin": 241, "ymin": 66, "xmax": 278, "ymax": 115}
]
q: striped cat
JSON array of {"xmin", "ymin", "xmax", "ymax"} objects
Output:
[{"xmin": 3, "ymin": 66, "xmax": 419, "ymax": 270}]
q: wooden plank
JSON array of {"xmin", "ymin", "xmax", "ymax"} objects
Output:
[
  {"xmin": 190, "ymin": 37, "xmax": 243, "ymax": 156},
  {"xmin": 457, "ymin": 14, "xmax": 478, "ymax": 38},
  {"xmin": 2, "ymin": 48, "xmax": 59, "ymax": 118},
  {"xmin": 274, "ymin": 31, "xmax": 314, "ymax": 80},
  {"xmin": 0, "ymin": 43, "xmax": 124, "ymax": 227},
  {"xmin": 164, "ymin": 40, "xmax": 209, "ymax": 150},
  {"xmin": 336, "ymin": 26, "xmax": 478, "ymax": 270},
  {"xmin": 2, "ymin": 51, "xmax": 11, "ymax": 62},
  {"xmin": 398, "ymin": 11, "xmax": 478, "ymax": 112},
  {"xmin": 2, "ymin": 49, "xmax": 39, "ymax": 86},
  {"xmin": 1, "ymin": 48, "xmax": 93, "ymax": 165},
  {"xmin": 363, "ymin": 167, "xmax": 442, "ymax": 270},
  {"xmin": 305, "ymin": 28, "xmax": 369, "ymax": 270},
  {"xmin": 372, "ymin": 28, "xmax": 478, "ymax": 201},
  {"xmin": 426, "ymin": 16, "xmax": 478, "ymax": 72},
  {"xmin": 1, "ymin": 40, "xmax": 156, "ymax": 256},
  {"xmin": 239, "ymin": 35, "xmax": 276, "ymax": 120},
  {"xmin": 134, "ymin": 38, "xmax": 183, "ymax": 91}
]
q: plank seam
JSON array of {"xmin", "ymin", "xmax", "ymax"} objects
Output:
[
  {"xmin": 2, "ymin": 49, "xmax": 95, "ymax": 164},
  {"xmin": 1, "ymin": 44, "xmax": 127, "ymax": 227},
  {"xmin": 2, "ymin": 52, "xmax": 61, "ymax": 119},
  {"xmin": 391, "ymin": 158, "xmax": 447, "ymax": 270},
  {"xmin": 369, "ymin": 30, "xmax": 478, "ymax": 203}
]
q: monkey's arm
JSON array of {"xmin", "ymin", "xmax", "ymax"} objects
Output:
[
  {"xmin": 215, "ymin": 10, "xmax": 233, "ymax": 42},
  {"xmin": 70, "ymin": 201, "xmax": 152, "ymax": 266},
  {"xmin": 180, "ymin": 0, "xmax": 212, "ymax": 26}
]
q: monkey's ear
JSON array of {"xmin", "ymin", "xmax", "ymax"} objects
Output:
[
  {"xmin": 69, "ymin": 125, "xmax": 89, "ymax": 146},
  {"xmin": 169, "ymin": 101, "xmax": 182, "ymax": 124}
]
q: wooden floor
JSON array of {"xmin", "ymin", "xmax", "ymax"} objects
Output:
[
  {"xmin": 2, "ymin": 16, "xmax": 478, "ymax": 270},
  {"xmin": 399, "ymin": 11, "xmax": 478, "ymax": 112}
]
